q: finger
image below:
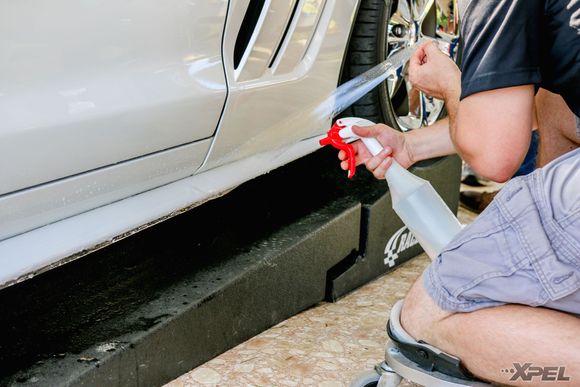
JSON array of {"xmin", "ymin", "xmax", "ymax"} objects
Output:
[
  {"xmin": 408, "ymin": 66, "xmax": 420, "ymax": 87},
  {"xmin": 337, "ymin": 140, "xmax": 364, "ymax": 159},
  {"xmin": 346, "ymin": 142, "xmax": 372, "ymax": 166},
  {"xmin": 408, "ymin": 61, "xmax": 421, "ymax": 86},
  {"xmin": 350, "ymin": 140, "xmax": 369, "ymax": 156},
  {"xmin": 373, "ymin": 157, "xmax": 394, "ymax": 180},
  {"xmin": 355, "ymin": 152, "xmax": 371, "ymax": 166},
  {"xmin": 416, "ymin": 41, "xmax": 432, "ymax": 63},
  {"xmin": 410, "ymin": 45, "xmax": 426, "ymax": 66},
  {"xmin": 337, "ymin": 142, "xmax": 370, "ymax": 168},
  {"xmin": 365, "ymin": 149, "xmax": 391, "ymax": 172}
]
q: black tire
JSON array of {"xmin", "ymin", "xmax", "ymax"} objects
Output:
[
  {"xmin": 341, "ymin": 0, "xmax": 459, "ymax": 131},
  {"xmin": 340, "ymin": 0, "xmax": 393, "ymax": 125}
]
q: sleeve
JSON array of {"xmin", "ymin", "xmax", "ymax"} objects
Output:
[{"xmin": 459, "ymin": 0, "xmax": 544, "ymax": 100}]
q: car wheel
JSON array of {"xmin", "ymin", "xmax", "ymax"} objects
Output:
[{"xmin": 341, "ymin": 0, "xmax": 460, "ymax": 131}]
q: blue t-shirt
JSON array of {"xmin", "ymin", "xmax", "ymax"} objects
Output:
[{"xmin": 459, "ymin": 0, "xmax": 580, "ymax": 116}]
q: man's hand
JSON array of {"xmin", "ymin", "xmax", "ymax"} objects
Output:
[
  {"xmin": 409, "ymin": 41, "xmax": 461, "ymax": 102},
  {"xmin": 337, "ymin": 124, "xmax": 414, "ymax": 179}
]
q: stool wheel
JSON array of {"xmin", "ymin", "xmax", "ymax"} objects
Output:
[
  {"xmin": 350, "ymin": 366, "xmax": 404, "ymax": 387},
  {"xmin": 349, "ymin": 370, "xmax": 381, "ymax": 387}
]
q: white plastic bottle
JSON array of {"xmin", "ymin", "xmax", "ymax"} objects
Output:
[{"xmin": 333, "ymin": 118, "xmax": 462, "ymax": 259}]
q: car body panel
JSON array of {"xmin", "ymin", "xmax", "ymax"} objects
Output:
[
  {"xmin": 0, "ymin": 0, "xmax": 361, "ymax": 288},
  {"xmin": 0, "ymin": 136, "xmax": 322, "ymax": 290},
  {"xmin": 0, "ymin": 0, "xmax": 228, "ymax": 195},
  {"xmin": 200, "ymin": 0, "xmax": 358, "ymax": 171},
  {"xmin": 0, "ymin": 138, "xmax": 212, "ymax": 241}
]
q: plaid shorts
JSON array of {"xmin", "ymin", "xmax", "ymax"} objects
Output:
[{"xmin": 424, "ymin": 148, "xmax": 580, "ymax": 314}]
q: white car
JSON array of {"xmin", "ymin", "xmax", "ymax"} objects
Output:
[{"xmin": 0, "ymin": 0, "xmax": 459, "ymax": 289}]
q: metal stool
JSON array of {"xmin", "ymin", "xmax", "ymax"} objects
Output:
[{"xmin": 350, "ymin": 301, "xmax": 492, "ymax": 387}]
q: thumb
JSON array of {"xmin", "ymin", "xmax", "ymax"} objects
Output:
[
  {"xmin": 352, "ymin": 124, "xmax": 382, "ymax": 138},
  {"xmin": 423, "ymin": 41, "xmax": 442, "ymax": 57}
]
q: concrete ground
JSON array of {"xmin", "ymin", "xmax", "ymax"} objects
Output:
[{"xmin": 165, "ymin": 205, "xmax": 479, "ymax": 387}]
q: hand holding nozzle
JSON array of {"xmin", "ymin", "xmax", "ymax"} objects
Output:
[
  {"xmin": 320, "ymin": 117, "xmax": 462, "ymax": 259},
  {"xmin": 320, "ymin": 118, "xmax": 412, "ymax": 179},
  {"xmin": 319, "ymin": 118, "xmax": 383, "ymax": 178}
]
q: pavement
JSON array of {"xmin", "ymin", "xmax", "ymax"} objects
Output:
[{"xmin": 165, "ymin": 206, "xmax": 478, "ymax": 387}]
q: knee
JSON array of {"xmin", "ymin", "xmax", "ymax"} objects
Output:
[{"xmin": 400, "ymin": 274, "xmax": 452, "ymax": 342}]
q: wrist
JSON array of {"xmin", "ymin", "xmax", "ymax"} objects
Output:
[
  {"xmin": 443, "ymin": 70, "xmax": 461, "ymax": 105},
  {"xmin": 403, "ymin": 116, "xmax": 455, "ymax": 164},
  {"xmin": 403, "ymin": 131, "xmax": 418, "ymax": 167}
]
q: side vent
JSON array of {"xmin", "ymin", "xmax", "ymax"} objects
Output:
[
  {"xmin": 268, "ymin": 0, "xmax": 300, "ymax": 68},
  {"xmin": 234, "ymin": 0, "xmax": 267, "ymax": 70},
  {"xmin": 271, "ymin": 0, "xmax": 327, "ymax": 75},
  {"xmin": 232, "ymin": 0, "xmax": 329, "ymax": 81}
]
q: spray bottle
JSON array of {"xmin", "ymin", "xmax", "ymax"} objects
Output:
[{"xmin": 320, "ymin": 117, "xmax": 462, "ymax": 259}]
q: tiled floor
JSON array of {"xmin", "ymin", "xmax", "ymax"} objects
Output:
[{"xmin": 166, "ymin": 207, "xmax": 478, "ymax": 387}]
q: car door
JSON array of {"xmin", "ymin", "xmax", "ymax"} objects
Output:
[{"xmin": 0, "ymin": 0, "xmax": 228, "ymax": 239}]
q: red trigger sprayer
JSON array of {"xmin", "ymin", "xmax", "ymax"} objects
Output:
[{"xmin": 320, "ymin": 117, "xmax": 462, "ymax": 259}]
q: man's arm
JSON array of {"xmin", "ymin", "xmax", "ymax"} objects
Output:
[
  {"xmin": 405, "ymin": 117, "xmax": 455, "ymax": 162},
  {"xmin": 342, "ymin": 117, "xmax": 456, "ymax": 180},
  {"xmin": 453, "ymin": 86, "xmax": 534, "ymax": 182},
  {"xmin": 343, "ymin": 42, "xmax": 534, "ymax": 181},
  {"xmin": 410, "ymin": 42, "xmax": 534, "ymax": 182}
]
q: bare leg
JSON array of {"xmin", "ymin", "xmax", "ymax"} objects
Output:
[
  {"xmin": 535, "ymin": 89, "xmax": 579, "ymax": 167},
  {"xmin": 401, "ymin": 276, "xmax": 580, "ymax": 386}
]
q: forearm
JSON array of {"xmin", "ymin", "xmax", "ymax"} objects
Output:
[
  {"xmin": 405, "ymin": 59, "xmax": 462, "ymax": 165},
  {"xmin": 405, "ymin": 117, "xmax": 457, "ymax": 164}
]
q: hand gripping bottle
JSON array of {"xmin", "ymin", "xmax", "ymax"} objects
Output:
[{"xmin": 320, "ymin": 117, "xmax": 462, "ymax": 259}]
